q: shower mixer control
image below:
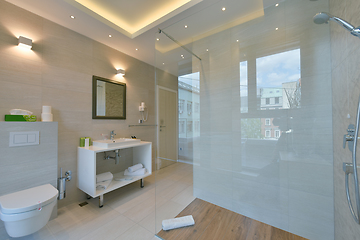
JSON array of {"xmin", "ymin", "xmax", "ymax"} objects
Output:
[{"xmin": 344, "ymin": 124, "xmax": 356, "ymax": 152}]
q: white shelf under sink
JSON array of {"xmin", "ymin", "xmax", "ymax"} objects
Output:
[
  {"xmin": 95, "ymin": 170, "xmax": 152, "ymax": 197},
  {"xmin": 77, "ymin": 141, "xmax": 152, "ymax": 206}
]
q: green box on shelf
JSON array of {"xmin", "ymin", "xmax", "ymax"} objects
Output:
[{"xmin": 5, "ymin": 115, "xmax": 26, "ymax": 121}]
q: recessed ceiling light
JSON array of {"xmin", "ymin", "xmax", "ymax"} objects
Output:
[
  {"xmin": 135, "ymin": 48, "xmax": 138, "ymax": 51},
  {"xmin": 162, "ymin": 63, "xmax": 165, "ymax": 65},
  {"xmin": 275, "ymin": 27, "xmax": 279, "ymax": 30},
  {"xmin": 206, "ymin": 49, "xmax": 209, "ymax": 52},
  {"xmin": 222, "ymin": 7, "xmax": 226, "ymax": 11},
  {"xmin": 275, "ymin": 3, "xmax": 279, "ymax": 7},
  {"xmin": 185, "ymin": 25, "xmax": 188, "ymax": 28},
  {"xmin": 109, "ymin": 35, "xmax": 112, "ymax": 38},
  {"xmin": 70, "ymin": 15, "xmax": 75, "ymax": 19},
  {"xmin": 181, "ymin": 54, "xmax": 184, "ymax": 58},
  {"xmin": 236, "ymin": 40, "xmax": 239, "ymax": 42},
  {"xmin": 156, "ymin": 38, "xmax": 160, "ymax": 41}
]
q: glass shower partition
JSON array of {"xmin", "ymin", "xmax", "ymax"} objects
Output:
[{"xmin": 155, "ymin": 0, "xmax": 334, "ymax": 239}]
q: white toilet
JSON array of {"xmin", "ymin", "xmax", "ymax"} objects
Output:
[{"xmin": 0, "ymin": 184, "xmax": 58, "ymax": 238}]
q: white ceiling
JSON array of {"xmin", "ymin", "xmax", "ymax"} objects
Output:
[{"xmin": 5, "ymin": 0, "xmax": 280, "ymax": 68}]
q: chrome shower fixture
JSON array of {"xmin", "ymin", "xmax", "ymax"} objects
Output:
[{"xmin": 313, "ymin": 12, "xmax": 360, "ymax": 38}]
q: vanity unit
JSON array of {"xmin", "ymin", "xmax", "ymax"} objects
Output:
[{"xmin": 77, "ymin": 140, "xmax": 152, "ymax": 207}]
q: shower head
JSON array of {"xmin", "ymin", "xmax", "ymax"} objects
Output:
[
  {"xmin": 313, "ymin": 12, "xmax": 360, "ymax": 38},
  {"xmin": 313, "ymin": 12, "xmax": 331, "ymax": 24}
]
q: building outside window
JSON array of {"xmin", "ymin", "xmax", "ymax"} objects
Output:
[
  {"xmin": 179, "ymin": 99, "xmax": 185, "ymax": 114},
  {"xmin": 187, "ymin": 101, "xmax": 192, "ymax": 115},
  {"xmin": 275, "ymin": 129, "xmax": 281, "ymax": 138},
  {"xmin": 265, "ymin": 118, "xmax": 271, "ymax": 126},
  {"xmin": 265, "ymin": 129, "xmax": 271, "ymax": 138}
]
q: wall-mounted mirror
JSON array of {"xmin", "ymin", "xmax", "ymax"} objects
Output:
[{"xmin": 92, "ymin": 75, "xmax": 126, "ymax": 119}]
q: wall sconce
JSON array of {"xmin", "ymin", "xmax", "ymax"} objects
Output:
[
  {"xmin": 116, "ymin": 68, "xmax": 125, "ymax": 76},
  {"xmin": 18, "ymin": 36, "xmax": 32, "ymax": 49}
]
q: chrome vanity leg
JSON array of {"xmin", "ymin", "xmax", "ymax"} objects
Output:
[
  {"xmin": 140, "ymin": 179, "xmax": 144, "ymax": 188},
  {"xmin": 99, "ymin": 195, "xmax": 104, "ymax": 208}
]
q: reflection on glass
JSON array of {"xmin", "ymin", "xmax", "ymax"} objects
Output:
[
  {"xmin": 240, "ymin": 61, "xmax": 248, "ymax": 113},
  {"xmin": 256, "ymin": 49, "xmax": 301, "ymax": 110},
  {"xmin": 178, "ymin": 72, "xmax": 200, "ymax": 163}
]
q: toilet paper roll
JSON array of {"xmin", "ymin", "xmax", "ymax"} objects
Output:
[
  {"xmin": 41, "ymin": 113, "xmax": 53, "ymax": 122},
  {"xmin": 42, "ymin": 106, "xmax": 52, "ymax": 114}
]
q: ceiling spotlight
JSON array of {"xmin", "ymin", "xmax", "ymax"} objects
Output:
[
  {"xmin": 70, "ymin": 15, "xmax": 75, "ymax": 19},
  {"xmin": 135, "ymin": 48, "xmax": 138, "ymax": 51},
  {"xmin": 18, "ymin": 36, "xmax": 32, "ymax": 50},
  {"xmin": 109, "ymin": 35, "xmax": 112, "ymax": 38},
  {"xmin": 156, "ymin": 38, "xmax": 160, "ymax": 41},
  {"xmin": 275, "ymin": 27, "xmax": 279, "ymax": 30},
  {"xmin": 181, "ymin": 54, "xmax": 184, "ymax": 58},
  {"xmin": 206, "ymin": 49, "xmax": 209, "ymax": 52},
  {"xmin": 222, "ymin": 7, "xmax": 226, "ymax": 11},
  {"xmin": 236, "ymin": 39, "xmax": 239, "ymax": 42},
  {"xmin": 185, "ymin": 25, "xmax": 188, "ymax": 28},
  {"xmin": 275, "ymin": 3, "xmax": 279, "ymax": 7},
  {"xmin": 162, "ymin": 63, "xmax": 165, "ymax": 65}
]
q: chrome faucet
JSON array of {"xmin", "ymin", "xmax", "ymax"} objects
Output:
[{"xmin": 110, "ymin": 130, "xmax": 116, "ymax": 140}]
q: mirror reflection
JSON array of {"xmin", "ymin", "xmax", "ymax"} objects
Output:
[{"xmin": 92, "ymin": 76, "xmax": 126, "ymax": 119}]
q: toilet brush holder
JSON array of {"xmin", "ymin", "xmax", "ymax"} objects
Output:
[
  {"xmin": 58, "ymin": 168, "xmax": 71, "ymax": 200},
  {"xmin": 58, "ymin": 178, "xmax": 66, "ymax": 200}
]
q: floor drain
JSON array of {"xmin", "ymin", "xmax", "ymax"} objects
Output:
[{"xmin": 79, "ymin": 201, "xmax": 88, "ymax": 207}]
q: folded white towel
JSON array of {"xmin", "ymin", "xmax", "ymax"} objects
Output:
[
  {"xmin": 96, "ymin": 179, "xmax": 111, "ymax": 190},
  {"xmin": 162, "ymin": 215, "xmax": 195, "ymax": 231},
  {"xmin": 128, "ymin": 163, "xmax": 143, "ymax": 173},
  {"xmin": 124, "ymin": 168, "xmax": 146, "ymax": 176},
  {"xmin": 96, "ymin": 172, "xmax": 113, "ymax": 183}
]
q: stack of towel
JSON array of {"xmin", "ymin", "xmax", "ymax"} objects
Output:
[
  {"xmin": 96, "ymin": 172, "xmax": 113, "ymax": 190},
  {"xmin": 124, "ymin": 163, "xmax": 146, "ymax": 176}
]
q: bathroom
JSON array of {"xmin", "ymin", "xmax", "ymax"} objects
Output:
[{"xmin": 0, "ymin": 0, "xmax": 360, "ymax": 239}]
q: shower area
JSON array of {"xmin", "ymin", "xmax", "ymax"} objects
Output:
[{"xmin": 154, "ymin": 0, "xmax": 360, "ymax": 239}]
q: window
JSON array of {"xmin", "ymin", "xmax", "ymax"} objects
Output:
[
  {"xmin": 179, "ymin": 120, "xmax": 186, "ymax": 134},
  {"xmin": 187, "ymin": 121, "xmax": 193, "ymax": 133},
  {"xmin": 194, "ymin": 102, "xmax": 200, "ymax": 113},
  {"xmin": 265, "ymin": 118, "xmax": 271, "ymax": 126},
  {"xmin": 256, "ymin": 49, "xmax": 301, "ymax": 110},
  {"xmin": 179, "ymin": 99, "xmax": 185, "ymax": 114},
  {"xmin": 275, "ymin": 130, "xmax": 281, "ymax": 138},
  {"xmin": 265, "ymin": 130, "xmax": 271, "ymax": 138},
  {"xmin": 240, "ymin": 61, "xmax": 248, "ymax": 113},
  {"xmin": 187, "ymin": 101, "xmax": 192, "ymax": 115}
]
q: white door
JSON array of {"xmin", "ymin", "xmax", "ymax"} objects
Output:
[{"xmin": 157, "ymin": 87, "xmax": 177, "ymax": 168}]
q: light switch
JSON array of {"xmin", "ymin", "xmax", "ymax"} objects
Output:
[{"xmin": 9, "ymin": 131, "xmax": 39, "ymax": 147}]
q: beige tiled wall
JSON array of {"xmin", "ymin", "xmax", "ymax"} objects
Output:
[
  {"xmin": 330, "ymin": 0, "xmax": 360, "ymax": 239},
  {"xmin": 0, "ymin": 1, "xmax": 168, "ymax": 208}
]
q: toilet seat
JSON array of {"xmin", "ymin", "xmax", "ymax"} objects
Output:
[{"xmin": 0, "ymin": 184, "xmax": 58, "ymax": 215}]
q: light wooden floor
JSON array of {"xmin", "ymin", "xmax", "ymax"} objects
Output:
[{"xmin": 157, "ymin": 198, "xmax": 308, "ymax": 240}]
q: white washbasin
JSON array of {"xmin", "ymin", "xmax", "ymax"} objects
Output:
[{"xmin": 93, "ymin": 138, "xmax": 140, "ymax": 148}]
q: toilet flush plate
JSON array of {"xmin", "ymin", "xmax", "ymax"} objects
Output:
[{"xmin": 9, "ymin": 131, "xmax": 39, "ymax": 147}]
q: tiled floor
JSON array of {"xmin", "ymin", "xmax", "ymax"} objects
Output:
[{"xmin": 0, "ymin": 163, "xmax": 194, "ymax": 240}]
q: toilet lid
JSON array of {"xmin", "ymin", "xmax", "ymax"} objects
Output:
[{"xmin": 0, "ymin": 184, "xmax": 58, "ymax": 214}]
